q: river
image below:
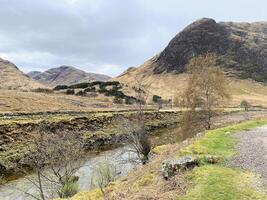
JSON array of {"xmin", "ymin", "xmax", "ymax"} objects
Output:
[{"xmin": 0, "ymin": 126, "xmax": 186, "ymax": 200}]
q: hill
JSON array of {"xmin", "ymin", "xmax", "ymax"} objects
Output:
[
  {"xmin": 0, "ymin": 58, "xmax": 46, "ymax": 90},
  {"xmin": 115, "ymin": 18, "xmax": 267, "ymax": 106},
  {"xmin": 28, "ymin": 66, "xmax": 111, "ymax": 87}
]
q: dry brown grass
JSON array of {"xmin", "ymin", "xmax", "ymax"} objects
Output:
[
  {"xmin": 0, "ymin": 90, "xmax": 130, "ymax": 113},
  {"xmin": 106, "ymin": 143, "xmax": 188, "ymax": 200},
  {"xmin": 115, "ymin": 62, "xmax": 267, "ymax": 107},
  {"xmin": 0, "ymin": 58, "xmax": 46, "ymax": 90}
]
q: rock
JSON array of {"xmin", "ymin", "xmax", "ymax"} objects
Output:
[
  {"xmin": 162, "ymin": 156, "xmax": 198, "ymax": 179},
  {"xmin": 203, "ymin": 155, "xmax": 221, "ymax": 164}
]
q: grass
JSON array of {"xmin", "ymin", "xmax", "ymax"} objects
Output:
[
  {"xmin": 43, "ymin": 118, "xmax": 267, "ymax": 199},
  {"xmin": 178, "ymin": 166, "xmax": 266, "ymax": 200},
  {"xmin": 180, "ymin": 119, "xmax": 267, "ymax": 158},
  {"xmin": 177, "ymin": 118, "xmax": 267, "ymax": 200}
]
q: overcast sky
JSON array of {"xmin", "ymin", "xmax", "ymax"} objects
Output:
[{"xmin": 0, "ymin": 0, "xmax": 266, "ymax": 77}]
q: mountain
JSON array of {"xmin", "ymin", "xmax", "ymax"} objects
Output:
[
  {"xmin": 115, "ymin": 18, "xmax": 267, "ymax": 106},
  {"xmin": 27, "ymin": 71, "xmax": 42, "ymax": 78},
  {"xmin": 28, "ymin": 66, "xmax": 111, "ymax": 87},
  {"xmin": 0, "ymin": 58, "xmax": 46, "ymax": 90}
]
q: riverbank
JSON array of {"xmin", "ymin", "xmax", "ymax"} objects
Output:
[
  {"xmin": 0, "ymin": 110, "xmax": 180, "ymax": 183},
  {"xmin": 62, "ymin": 117, "xmax": 267, "ymax": 200}
]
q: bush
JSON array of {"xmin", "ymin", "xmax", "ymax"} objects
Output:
[
  {"xmin": 54, "ymin": 85, "xmax": 69, "ymax": 90},
  {"xmin": 125, "ymin": 97, "xmax": 135, "ymax": 105},
  {"xmin": 58, "ymin": 180, "xmax": 79, "ymax": 198},
  {"xmin": 75, "ymin": 90, "xmax": 86, "ymax": 96},
  {"xmin": 66, "ymin": 89, "xmax": 75, "ymax": 95},
  {"xmin": 70, "ymin": 82, "xmax": 90, "ymax": 89},
  {"xmin": 152, "ymin": 95, "xmax": 162, "ymax": 103},
  {"xmin": 113, "ymin": 96, "xmax": 123, "ymax": 104},
  {"xmin": 91, "ymin": 161, "xmax": 116, "ymax": 194},
  {"xmin": 240, "ymin": 100, "xmax": 251, "ymax": 111},
  {"xmin": 31, "ymin": 88, "xmax": 54, "ymax": 94},
  {"xmin": 84, "ymin": 87, "xmax": 96, "ymax": 92}
]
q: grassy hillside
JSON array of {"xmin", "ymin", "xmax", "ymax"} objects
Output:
[
  {"xmin": 62, "ymin": 118, "xmax": 267, "ymax": 200},
  {"xmin": 115, "ymin": 64, "xmax": 267, "ymax": 107},
  {"xmin": 0, "ymin": 58, "xmax": 45, "ymax": 90}
]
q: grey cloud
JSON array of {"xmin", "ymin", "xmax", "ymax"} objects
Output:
[{"xmin": 0, "ymin": 0, "xmax": 266, "ymax": 76}]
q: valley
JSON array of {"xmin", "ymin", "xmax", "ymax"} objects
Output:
[{"xmin": 1, "ymin": 14, "xmax": 267, "ymax": 200}]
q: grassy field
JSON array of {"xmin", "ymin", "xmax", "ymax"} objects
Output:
[
  {"xmin": 0, "ymin": 90, "xmax": 128, "ymax": 113},
  {"xmin": 62, "ymin": 118, "xmax": 267, "ymax": 200}
]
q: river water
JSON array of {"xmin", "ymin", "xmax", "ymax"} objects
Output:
[{"xmin": 0, "ymin": 126, "xmax": 185, "ymax": 200}]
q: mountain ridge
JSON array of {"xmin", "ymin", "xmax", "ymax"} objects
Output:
[
  {"xmin": 28, "ymin": 66, "xmax": 111, "ymax": 87},
  {"xmin": 115, "ymin": 18, "xmax": 267, "ymax": 105},
  {"xmin": 0, "ymin": 58, "xmax": 46, "ymax": 90},
  {"xmin": 118, "ymin": 18, "xmax": 267, "ymax": 82}
]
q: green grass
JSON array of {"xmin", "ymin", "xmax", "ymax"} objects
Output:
[
  {"xmin": 180, "ymin": 119, "xmax": 267, "ymax": 158},
  {"xmin": 178, "ymin": 118, "xmax": 267, "ymax": 200},
  {"xmin": 178, "ymin": 165, "xmax": 267, "ymax": 200}
]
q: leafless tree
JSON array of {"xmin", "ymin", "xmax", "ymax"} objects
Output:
[
  {"xmin": 18, "ymin": 125, "xmax": 85, "ymax": 200},
  {"xmin": 178, "ymin": 54, "xmax": 230, "ymax": 134},
  {"xmin": 119, "ymin": 79, "xmax": 151, "ymax": 165}
]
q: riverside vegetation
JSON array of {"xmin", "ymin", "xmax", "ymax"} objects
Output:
[
  {"xmin": 1, "ymin": 54, "xmax": 267, "ymax": 200},
  {"xmin": 53, "ymin": 54, "xmax": 267, "ymax": 200}
]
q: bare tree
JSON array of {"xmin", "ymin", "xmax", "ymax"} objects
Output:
[
  {"xmin": 119, "ymin": 80, "xmax": 151, "ymax": 165},
  {"xmin": 19, "ymin": 126, "xmax": 85, "ymax": 200},
  {"xmin": 179, "ymin": 54, "xmax": 230, "ymax": 134},
  {"xmin": 240, "ymin": 100, "xmax": 251, "ymax": 111}
]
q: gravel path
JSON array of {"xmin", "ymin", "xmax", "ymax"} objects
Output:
[{"xmin": 230, "ymin": 125, "xmax": 267, "ymax": 187}]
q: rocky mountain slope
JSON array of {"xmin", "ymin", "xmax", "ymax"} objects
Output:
[
  {"xmin": 115, "ymin": 18, "xmax": 267, "ymax": 105},
  {"xmin": 27, "ymin": 71, "xmax": 42, "ymax": 78},
  {"xmin": 28, "ymin": 66, "xmax": 111, "ymax": 87},
  {"xmin": 0, "ymin": 58, "xmax": 45, "ymax": 90}
]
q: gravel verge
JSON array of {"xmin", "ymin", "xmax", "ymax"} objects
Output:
[{"xmin": 230, "ymin": 126, "xmax": 267, "ymax": 188}]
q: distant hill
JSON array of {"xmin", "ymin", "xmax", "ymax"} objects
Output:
[
  {"xmin": 27, "ymin": 71, "xmax": 42, "ymax": 78},
  {"xmin": 0, "ymin": 58, "xmax": 46, "ymax": 90},
  {"xmin": 28, "ymin": 66, "xmax": 111, "ymax": 87},
  {"xmin": 115, "ymin": 18, "xmax": 267, "ymax": 106}
]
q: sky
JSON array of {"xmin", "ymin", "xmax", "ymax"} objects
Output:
[{"xmin": 0, "ymin": 0, "xmax": 266, "ymax": 77}]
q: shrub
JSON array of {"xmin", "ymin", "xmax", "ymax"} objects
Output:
[
  {"xmin": 70, "ymin": 82, "xmax": 90, "ymax": 89},
  {"xmin": 240, "ymin": 100, "xmax": 251, "ymax": 111},
  {"xmin": 54, "ymin": 85, "xmax": 69, "ymax": 90},
  {"xmin": 31, "ymin": 88, "xmax": 54, "ymax": 94},
  {"xmin": 58, "ymin": 180, "xmax": 79, "ymax": 198},
  {"xmin": 84, "ymin": 87, "xmax": 96, "ymax": 92},
  {"xmin": 75, "ymin": 90, "xmax": 86, "ymax": 96},
  {"xmin": 66, "ymin": 89, "xmax": 75, "ymax": 95},
  {"xmin": 113, "ymin": 96, "xmax": 123, "ymax": 104},
  {"xmin": 152, "ymin": 95, "xmax": 162, "ymax": 103},
  {"xmin": 91, "ymin": 161, "xmax": 116, "ymax": 194}
]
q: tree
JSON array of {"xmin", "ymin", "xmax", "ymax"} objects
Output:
[
  {"xmin": 19, "ymin": 126, "xmax": 84, "ymax": 200},
  {"xmin": 240, "ymin": 100, "xmax": 250, "ymax": 111},
  {"xmin": 119, "ymin": 80, "xmax": 151, "ymax": 165},
  {"xmin": 152, "ymin": 95, "xmax": 163, "ymax": 111},
  {"xmin": 180, "ymin": 54, "xmax": 230, "ymax": 132}
]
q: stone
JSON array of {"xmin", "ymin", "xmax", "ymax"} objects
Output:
[
  {"xmin": 204, "ymin": 155, "xmax": 221, "ymax": 164},
  {"xmin": 162, "ymin": 156, "xmax": 198, "ymax": 179}
]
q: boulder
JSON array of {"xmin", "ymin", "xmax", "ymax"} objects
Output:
[
  {"xmin": 203, "ymin": 155, "xmax": 221, "ymax": 164},
  {"xmin": 162, "ymin": 156, "xmax": 198, "ymax": 179}
]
